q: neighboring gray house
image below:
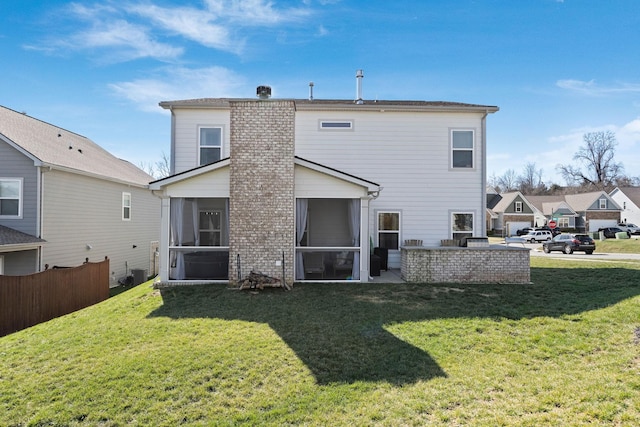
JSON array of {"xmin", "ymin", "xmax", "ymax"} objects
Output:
[
  {"xmin": 491, "ymin": 191, "xmax": 622, "ymax": 235},
  {"xmin": 150, "ymin": 86, "xmax": 499, "ymax": 285},
  {"xmin": 610, "ymin": 187, "xmax": 640, "ymax": 226},
  {"xmin": 0, "ymin": 105, "xmax": 160, "ymax": 284}
]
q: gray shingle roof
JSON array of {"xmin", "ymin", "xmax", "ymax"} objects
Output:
[
  {"xmin": 0, "ymin": 105, "xmax": 153, "ymax": 186},
  {"xmin": 0, "ymin": 225, "xmax": 45, "ymax": 246}
]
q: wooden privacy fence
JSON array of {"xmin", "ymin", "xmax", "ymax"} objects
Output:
[{"xmin": 0, "ymin": 258, "xmax": 110, "ymax": 336}]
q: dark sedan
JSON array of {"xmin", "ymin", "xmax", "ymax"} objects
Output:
[{"xmin": 542, "ymin": 233, "xmax": 595, "ymax": 254}]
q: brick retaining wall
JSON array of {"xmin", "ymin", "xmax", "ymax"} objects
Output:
[{"xmin": 401, "ymin": 246, "xmax": 530, "ymax": 284}]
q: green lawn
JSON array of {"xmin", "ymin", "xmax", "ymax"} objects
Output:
[{"xmin": 2, "ymin": 258, "xmax": 639, "ymax": 426}]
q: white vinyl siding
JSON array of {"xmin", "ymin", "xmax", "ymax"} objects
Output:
[
  {"xmin": 0, "ymin": 178, "xmax": 22, "ymax": 218},
  {"xmin": 295, "ymin": 110, "xmax": 484, "ymax": 265},
  {"xmin": 41, "ymin": 169, "xmax": 160, "ymax": 285},
  {"xmin": 173, "ymin": 110, "xmax": 230, "ymax": 174}
]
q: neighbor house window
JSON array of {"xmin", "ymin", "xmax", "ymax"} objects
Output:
[
  {"xmin": 558, "ymin": 217, "xmax": 570, "ymax": 228},
  {"xmin": 319, "ymin": 120, "xmax": 353, "ymax": 130},
  {"xmin": 452, "ymin": 212, "xmax": 474, "ymax": 241},
  {"xmin": 199, "ymin": 127, "xmax": 222, "ymax": 166},
  {"xmin": 0, "ymin": 178, "xmax": 22, "ymax": 217},
  {"xmin": 515, "ymin": 201, "xmax": 523, "ymax": 213},
  {"xmin": 599, "ymin": 198, "xmax": 607, "ymax": 209},
  {"xmin": 122, "ymin": 192, "xmax": 131, "ymax": 220},
  {"xmin": 0, "ymin": 255, "xmax": 3, "ymax": 275},
  {"xmin": 451, "ymin": 130, "xmax": 474, "ymax": 168},
  {"xmin": 378, "ymin": 212, "xmax": 400, "ymax": 250},
  {"xmin": 199, "ymin": 210, "xmax": 222, "ymax": 246}
]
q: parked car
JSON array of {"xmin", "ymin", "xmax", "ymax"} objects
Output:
[
  {"xmin": 542, "ymin": 233, "xmax": 595, "ymax": 254},
  {"xmin": 522, "ymin": 229, "xmax": 553, "ymax": 243},
  {"xmin": 617, "ymin": 223, "xmax": 640, "ymax": 235},
  {"xmin": 597, "ymin": 227, "xmax": 630, "ymax": 238},
  {"xmin": 516, "ymin": 227, "xmax": 534, "ymax": 236},
  {"xmin": 538, "ymin": 225, "xmax": 562, "ymax": 236}
]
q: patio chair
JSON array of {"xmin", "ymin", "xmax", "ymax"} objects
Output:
[
  {"xmin": 333, "ymin": 251, "xmax": 353, "ymax": 276},
  {"xmin": 304, "ymin": 252, "xmax": 325, "ymax": 279}
]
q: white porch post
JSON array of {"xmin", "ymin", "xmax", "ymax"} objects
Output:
[
  {"xmin": 159, "ymin": 196, "xmax": 171, "ymax": 282},
  {"xmin": 360, "ymin": 196, "xmax": 370, "ymax": 282}
]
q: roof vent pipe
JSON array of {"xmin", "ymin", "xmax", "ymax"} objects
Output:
[
  {"xmin": 308, "ymin": 82, "xmax": 314, "ymax": 101},
  {"xmin": 355, "ymin": 69, "xmax": 364, "ymax": 104},
  {"xmin": 256, "ymin": 85, "xmax": 272, "ymax": 99}
]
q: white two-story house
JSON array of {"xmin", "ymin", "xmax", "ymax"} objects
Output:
[{"xmin": 150, "ymin": 85, "xmax": 498, "ymax": 285}]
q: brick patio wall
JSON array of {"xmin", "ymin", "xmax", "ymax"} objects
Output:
[
  {"xmin": 228, "ymin": 99, "xmax": 296, "ymax": 286},
  {"xmin": 401, "ymin": 246, "xmax": 530, "ymax": 284}
]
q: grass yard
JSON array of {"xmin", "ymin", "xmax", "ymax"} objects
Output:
[{"xmin": 1, "ymin": 257, "xmax": 639, "ymax": 426}]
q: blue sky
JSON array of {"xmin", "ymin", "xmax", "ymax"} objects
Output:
[{"xmin": 2, "ymin": 0, "xmax": 640, "ymax": 184}]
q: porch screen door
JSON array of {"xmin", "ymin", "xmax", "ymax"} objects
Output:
[{"xmin": 347, "ymin": 199, "xmax": 360, "ymax": 280}]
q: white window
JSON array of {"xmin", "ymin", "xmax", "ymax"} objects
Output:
[
  {"xmin": 451, "ymin": 130, "xmax": 474, "ymax": 168},
  {"xmin": 122, "ymin": 192, "xmax": 131, "ymax": 220},
  {"xmin": 199, "ymin": 127, "xmax": 223, "ymax": 166},
  {"xmin": 558, "ymin": 217, "xmax": 570, "ymax": 228},
  {"xmin": 0, "ymin": 255, "xmax": 4, "ymax": 275},
  {"xmin": 599, "ymin": 198, "xmax": 607, "ymax": 209},
  {"xmin": 319, "ymin": 120, "xmax": 353, "ymax": 130},
  {"xmin": 452, "ymin": 212, "xmax": 474, "ymax": 241},
  {"xmin": 0, "ymin": 178, "xmax": 22, "ymax": 218},
  {"xmin": 515, "ymin": 201, "xmax": 523, "ymax": 213},
  {"xmin": 377, "ymin": 211, "xmax": 400, "ymax": 250},
  {"xmin": 199, "ymin": 210, "xmax": 222, "ymax": 246}
]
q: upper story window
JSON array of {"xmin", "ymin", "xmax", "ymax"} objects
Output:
[
  {"xmin": 599, "ymin": 198, "xmax": 607, "ymax": 209},
  {"xmin": 319, "ymin": 120, "xmax": 353, "ymax": 130},
  {"xmin": 377, "ymin": 211, "xmax": 400, "ymax": 250},
  {"xmin": 122, "ymin": 192, "xmax": 131, "ymax": 220},
  {"xmin": 0, "ymin": 178, "xmax": 22, "ymax": 218},
  {"xmin": 199, "ymin": 127, "xmax": 222, "ymax": 166},
  {"xmin": 515, "ymin": 201, "xmax": 523, "ymax": 213},
  {"xmin": 451, "ymin": 130, "xmax": 474, "ymax": 168}
]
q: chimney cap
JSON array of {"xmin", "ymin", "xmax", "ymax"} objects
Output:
[{"xmin": 256, "ymin": 85, "xmax": 272, "ymax": 99}]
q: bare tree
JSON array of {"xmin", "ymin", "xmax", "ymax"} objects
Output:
[
  {"xmin": 489, "ymin": 169, "xmax": 519, "ymax": 193},
  {"xmin": 138, "ymin": 152, "xmax": 171, "ymax": 180},
  {"xmin": 517, "ymin": 162, "xmax": 546, "ymax": 194},
  {"xmin": 557, "ymin": 131, "xmax": 624, "ymax": 191}
]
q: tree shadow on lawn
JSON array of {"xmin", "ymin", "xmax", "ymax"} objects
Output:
[{"xmin": 148, "ymin": 266, "xmax": 640, "ymax": 385}]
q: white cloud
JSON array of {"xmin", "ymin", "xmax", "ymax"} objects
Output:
[
  {"xmin": 204, "ymin": 0, "xmax": 311, "ymax": 25},
  {"xmin": 109, "ymin": 66, "xmax": 247, "ymax": 112},
  {"xmin": 557, "ymin": 79, "xmax": 640, "ymax": 96},
  {"xmin": 126, "ymin": 4, "xmax": 242, "ymax": 53}
]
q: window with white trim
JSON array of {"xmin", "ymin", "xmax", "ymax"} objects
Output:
[
  {"xmin": 199, "ymin": 127, "xmax": 223, "ymax": 166},
  {"xmin": 558, "ymin": 217, "xmax": 570, "ymax": 228},
  {"xmin": 319, "ymin": 120, "xmax": 353, "ymax": 130},
  {"xmin": 199, "ymin": 210, "xmax": 222, "ymax": 246},
  {"xmin": 599, "ymin": 198, "xmax": 607, "ymax": 209},
  {"xmin": 451, "ymin": 130, "xmax": 474, "ymax": 168},
  {"xmin": 0, "ymin": 255, "xmax": 4, "ymax": 275},
  {"xmin": 122, "ymin": 192, "xmax": 131, "ymax": 220},
  {"xmin": 377, "ymin": 211, "xmax": 400, "ymax": 250},
  {"xmin": 515, "ymin": 201, "xmax": 523, "ymax": 213},
  {"xmin": 0, "ymin": 178, "xmax": 22, "ymax": 217},
  {"xmin": 452, "ymin": 212, "xmax": 474, "ymax": 241}
]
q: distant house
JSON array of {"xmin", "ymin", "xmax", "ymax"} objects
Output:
[
  {"xmin": 491, "ymin": 191, "xmax": 538, "ymax": 236},
  {"xmin": 610, "ymin": 187, "xmax": 640, "ymax": 225},
  {"xmin": 491, "ymin": 191, "xmax": 621, "ymax": 235},
  {"xmin": 150, "ymin": 88, "xmax": 500, "ymax": 285},
  {"xmin": 0, "ymin": 105, "xmax": 160, "ymax": 284}
]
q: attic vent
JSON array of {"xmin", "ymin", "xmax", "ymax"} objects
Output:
[{"xmin": 256, "ymin": 85, "xmax": 272, "ymax": 99}]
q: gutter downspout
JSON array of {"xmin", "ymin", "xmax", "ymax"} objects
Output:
[
  {"xmin": 169, "ymin": 106, "xmax": 176, "ymax": 176},
  {"xmin": 481, "ymin": 110, "xmax": 489, "ymax": 237}
]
